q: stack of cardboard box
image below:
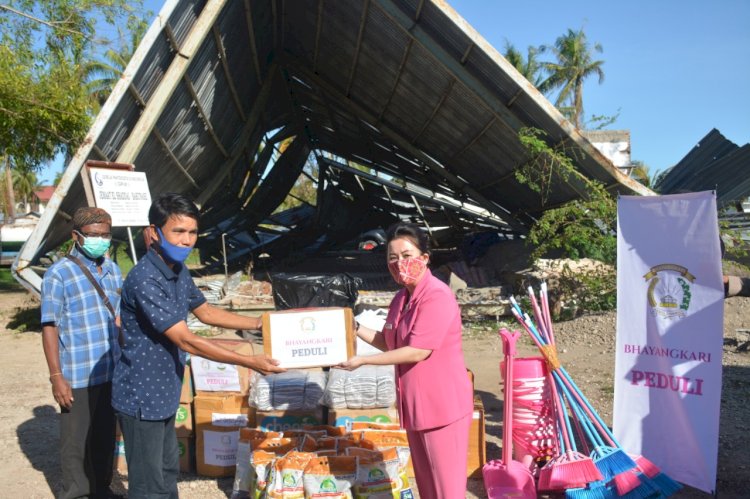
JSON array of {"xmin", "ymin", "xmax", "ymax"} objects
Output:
[
  {"xmin": 192, "ymin": 339, "xmax": 256, "ymax": 477},
  {"xmin": 254, "ymin": 308, "xmax": 356, "ymax": 432},
  {"xmin": 176, "ymin": 364, "xmax": 195, "ymax": 472}
]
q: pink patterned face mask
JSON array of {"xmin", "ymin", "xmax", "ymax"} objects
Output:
[{"xmin": 388, "ymin": 257, "xmax": 427, "ymax": 286}]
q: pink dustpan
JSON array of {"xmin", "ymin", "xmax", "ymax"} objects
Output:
[{"xmin": 482, "ymin": 329, "xmax": 536, "ymax": 499}]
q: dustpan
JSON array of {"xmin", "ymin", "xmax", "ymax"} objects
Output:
[{"xmin": 483, "ymin": 329, "xmax": 536, "ymax": 499}]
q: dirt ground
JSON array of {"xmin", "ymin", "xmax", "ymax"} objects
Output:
[{"xmin": 0, "ymin": 288, "xmax": 748, "ymax": 498}]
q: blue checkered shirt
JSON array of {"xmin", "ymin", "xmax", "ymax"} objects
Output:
[{"xmin": 41, "ymin": 246, "xmax": 123, "ymax": 389}]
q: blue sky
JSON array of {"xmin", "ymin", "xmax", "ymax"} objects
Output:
[
  {"xmin": 450, "ymin": 0, "xmax": 750, "ymax": 175},
  {"xmin": 39, "ymin": 0, "xmax": 750, "ymax": 183}
]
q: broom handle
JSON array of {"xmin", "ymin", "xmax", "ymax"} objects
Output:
[
  {"xmin": 558, "ymin": 367, "xmax": 620, "ymax": 447},
  {"xmin": 549, "ymin": 369, "xmax": 575, "ymax": 454},
  {"xmin": 540, "ymin": 282, "xmax": 557, "ymax": 346},
  {"xmin": 527, "ymin": 286, "xmax": 549, "ymax": 341},
  {"xmin": 510, "ymin": 297, "xmax": 621, "ymax": 448},
  {"xmin": 556, "ymin": 372, "xmax": 607, "ymax": 450},
  {"xmin": 499, "ymin": 329, "xmax": 521, "ymax": 464}
]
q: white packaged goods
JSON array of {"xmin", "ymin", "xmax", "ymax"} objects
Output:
[
  {"xmin": 322, "ymin": 365, "xmax": 396, "ymax": 409},
  {"xmin": 249, "ymin": 370, "xmax": 328, "ymax": 411}
]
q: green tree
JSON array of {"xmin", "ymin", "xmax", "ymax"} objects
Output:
[
  {"xmin": 539, "ymin": 28, "xmax": 605, "ymax": 129},
  {"xmin": 85, "ymin": 15, "xmax": 149, "ymax": 111},
  {"xmin": 12, "ymin": 165, "xmax": 39, "ymax": 212},
  {"xmin": 0, "ymin": 1, "xmax": 146, "ymax": 220},
  {"xmin": 629, "ymin": 160, "xmax": 653, "ymax": 189},
  {"xmin": 516, "ymin": 127, "xmax": 617, "ymax": 314},
  {"xmin": 503, "ymin": 42, "xmax": 544, "ymax": 86}
]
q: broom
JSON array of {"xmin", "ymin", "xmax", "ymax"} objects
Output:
[
  {"xmin": 557, "ymin": 374, "xmax": 660, "ymax": 499},
  {"xmin": 510, "ymin": 295, "xmax": 640, "ymax": 486},
  {"xmin": 547, "ymin": 371, "xmax": 603, "ymax": 489},
  {"xmin": 631, "ymin": 454, "xmax": 683, "ymax": 496},
  {"xmin": 511, "ymin": 301, "xmax": 602, "ymax": 491},
  {"xmin": 524, "ymin": 288, "xmax": 673, "ymax": 498},
  {"xmin": 512, "ymin": 294, "xmax": 638, "ymax": 478}
]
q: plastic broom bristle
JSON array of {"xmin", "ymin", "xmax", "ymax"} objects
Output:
[
  {"xmin": 592, "ymin": 446, "xmax": 637, "ymax": 480},
  {"xmin": 549, "ymin": 452, "xmax": 604, "ymax": 489},
  {"xmin": 632, "ymin": 454, "xmax": 660, "ymax": 478},
  {"xmin": 565, "ymin": 483, "xmax": 615, "ymax": 499},
  {"xmin": 633, "ymin": 454, "xmax": 682, "ymax": 496},
  {"xmin": 617, "ymin": 473, "xmax": 660, "ymax": 499},
  {"xmin": 613, "ymin": 469, "xmax": 641, "ymax": 495},
  {"xmin": 651, "ymin": 471, "xmax": 683, "ymax": 497}
]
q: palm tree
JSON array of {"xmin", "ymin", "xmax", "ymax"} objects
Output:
[
  {"xmin": 12, "ymin": 165, "xmax": 39, "ymax": 214},
  {"xmin": 539, "ymin": 28, "xmax": 605, "ymax": 129},
  {"xmin": 629, "ymin": 160, "xmax": 651, "ymax": 189},
  {"xmin": 503, "ymin": 42, "xmax": 544, "ymax": 87},
  {"xmin": 84, "ymin": 19, "xmax": 149, "ymax": 111}
]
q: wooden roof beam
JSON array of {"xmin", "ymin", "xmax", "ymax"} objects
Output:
[
  {"xmin": 284, "ymin": 55, "xmax": 524, "ymax": 231},
  {"xmin": 346, "ymin": 0, "xmax": 370, "ymax": 96},
  {"xmin": 116, "ymin": 0, "xmax": 229, "ymax": 164},
  {"xmin": 212, "ymin": 25, "xmax": 247, "ymax": 121}
]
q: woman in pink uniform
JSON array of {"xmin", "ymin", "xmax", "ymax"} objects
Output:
[{"xmin": 339, "ymin": 222, "xmax": 474, "ymax": 498}]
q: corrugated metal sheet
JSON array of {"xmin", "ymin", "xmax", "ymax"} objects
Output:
[
  {"xmin": 14, "ymin": 0, "xmax": 651, "ymax": 294},
  {"xmin": 656, "ymin": 128, "xmax": 750, "ymax": 209}
]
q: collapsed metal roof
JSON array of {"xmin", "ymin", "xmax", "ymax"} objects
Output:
[
  {"xmin": 14, "ymin": 0, "xmax": 650, "ymax": 294},
  {"xmin": 656, "ymin": 129, "xmax": 750, "ymax": 209}
]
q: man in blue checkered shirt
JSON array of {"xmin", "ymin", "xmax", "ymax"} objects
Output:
[{"xmin": 41, "ymin": 207, "xmax": 123, "ymax": 499}]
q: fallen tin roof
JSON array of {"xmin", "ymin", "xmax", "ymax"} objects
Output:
[
  {"xmin": 656, "ymin": 129, "xmax": 750, "ymax": 210},
  {"xmin": 13, "ymin": 0, "xmax": 651, "ymax": 295}
]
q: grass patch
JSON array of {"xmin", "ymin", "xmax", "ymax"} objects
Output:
[{"xmin": 0, "ymin": 268, "xmax": 24, "ymax": 291}]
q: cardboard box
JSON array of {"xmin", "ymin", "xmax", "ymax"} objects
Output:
[
  {"xmin": 177, "ymin": 436, "xmax": 195, "ymax": 473},
  {"xmin": 467, "ymin": 395, "xmax": 487, "ymax": 478},
  {"xmin": 255, "ymin": 408, "xmax": 325, "ymax": 432},
  {"xmin": 327, "ymin": 406, "xmax": 400, "ymax": 429},
  {"xmin": 175, "ymin": 402, "xmax": 194, "ymax": 437},
  {"xmin": 192, "ymin": 339, "xmax": 255, "ymax": 395},
  {"xmin": 194, "ymin": 392, "xmax": 255, "ymax": 477},
  {"xmin": 405, "ymin": 395, "xmax": 485, "ymax": 478},
  {"xmin": 181, "ymin": 364, "xmax": 194, "ymax": 403},
  {"xmin": 262, "ymin": 307, "xmax": 355, "ymax": 368},
  {"xmin": 196, "ymin": 425, "xmax": 242, "ymax": 477},
  {"xmin": 194, "ymin": 392, "xmax": 255, "ymax": 428}
]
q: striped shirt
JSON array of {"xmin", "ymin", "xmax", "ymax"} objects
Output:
[{"xmin": 41, "ymin": 247, "xmax": 123, "ymax": 389}]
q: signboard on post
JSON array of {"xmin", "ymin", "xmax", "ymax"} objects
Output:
[
  {"xmin": 82, "ymin": 160, "xmax": 152, "ymax": 264},
  {"xmin": 87, "ymin": 166, "xmax": 151, "ymax": 227}
]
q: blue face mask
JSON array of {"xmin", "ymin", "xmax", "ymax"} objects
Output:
[
  {"xmin": 75, "ymin": 231, "xmax": 111, "ymax": 259},
  {"xmin": 155, "ymin": 227, "xmax": 192, "ymax": 264}
]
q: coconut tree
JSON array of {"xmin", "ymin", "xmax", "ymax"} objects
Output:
[
  {"xmin": 629, "ymin": 160, "xmax": 652, "ymax": 189},
  {"xmin": 503, "ymin": 42, "xmax": 544, "ymax": 87},
  {"xmin": 12, "ymin": 165, "xmax": 40, "ymax": 213},
  {"xmin": 84, "ymin": 18, "xmax": 149, "ymax": 111},
  {"xmin": 539, "ymin": 28, "xmax": 605, "ymax": 129}
]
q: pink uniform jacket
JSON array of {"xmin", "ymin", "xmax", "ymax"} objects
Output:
[{"xmin": 383, "ymin": 269, "xmax": 473, "ymax": 430}]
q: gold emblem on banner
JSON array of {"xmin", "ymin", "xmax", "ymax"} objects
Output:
[{"xmin": 643, "ymin": 264, "xmax": 695, "ymax": 319}]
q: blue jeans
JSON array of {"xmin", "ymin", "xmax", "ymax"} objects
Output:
[{"xmin": 117, "ymin": 412, "xmax": 179, "ymax": 499}]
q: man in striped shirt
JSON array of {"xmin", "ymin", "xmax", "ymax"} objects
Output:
[{"xmin": 41, "ymin": 207, "xmax": 123, "ymax": 499}]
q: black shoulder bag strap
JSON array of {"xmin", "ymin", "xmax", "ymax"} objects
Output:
[{"xmin": 65, "ymin": 254, "xmax": 116, "ymax": 318}]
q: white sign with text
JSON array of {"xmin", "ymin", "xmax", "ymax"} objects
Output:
[{"xmin": 88, "ymin": 167, "xmax": 151, "ymax": 226}]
